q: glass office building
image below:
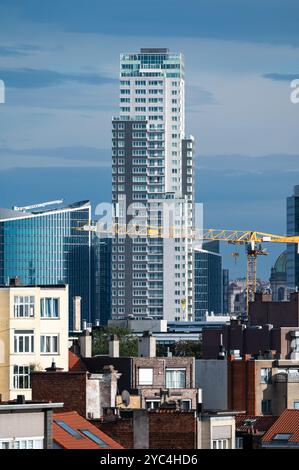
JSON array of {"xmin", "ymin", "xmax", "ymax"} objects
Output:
[
  {"xmin": 0, "ymin": 201, "xmax": 91, "ymax": 328},
  {"xmin": 194, "ymin": 241, "xmax": 223, "ymax": 321},
  {"xmin": 287, "ymin": 186, "xmax": 299, "ymax": 291},
  {"xmin": 91, "ymin": 235, "xmax": 112, "ymax": 325}
]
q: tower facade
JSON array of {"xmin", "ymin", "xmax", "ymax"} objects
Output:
[
  {"xmin": 287, "ymin": 185, "xmax": 299, "ymax": 291},
  {"xmin": 111, "ymin": 48, "xmax": 195, "ymax": 321},
  {"xmin": 0, "ymin": 201, "xmax": 91, "ymax": 328}
]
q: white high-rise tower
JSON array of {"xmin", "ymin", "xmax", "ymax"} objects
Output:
[{"xmin": 111, "ymin": 48, "xmax": 195, "ymax": 321}]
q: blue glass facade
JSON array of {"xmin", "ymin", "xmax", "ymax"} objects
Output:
[
  {"xmin": 91, "ymin": 235, "xmax": 112, "ymax": 325},
  {"xmin": 0, "ymin": 201, "xmax": 91, "ymax": 328},
  {"xmin": 194, "ymin": 241, "xmax": 223, "ymax": 321},
  {"xmin": 287, "ymin": 186, "xmax": 299, "ymax": 290}
]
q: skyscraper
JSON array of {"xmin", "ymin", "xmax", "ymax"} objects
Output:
[
  {"xmin": 91, "ymin": 235, "xmax": 112, "ymax": 325},
  {"xmin": 0, "ymin": 201, "xmax": 91, "ymax": 328},
  {"xmin": 111, "ymin": 48, "xmax": 195, "ymax": 321},
  {"xmin": 287, "ymin": 185, "xmax": 299, "ymax": 291}
]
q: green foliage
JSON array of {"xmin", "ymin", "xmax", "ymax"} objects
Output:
[
  {"xmin": 92, "ymin": 325, "xmax": 138, "ymax": 357},
  {"xmin": 157, "ymin": 340, "xmax": 202, "ymax": 359}
]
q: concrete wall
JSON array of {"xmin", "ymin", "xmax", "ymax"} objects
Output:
[
  {"xmin": 0, "ymin": 411, "xmax": 45, "ymax": 439},
  {"xmin": 195, "ymin": 360, "xmax": 228, "ymax": 411}
]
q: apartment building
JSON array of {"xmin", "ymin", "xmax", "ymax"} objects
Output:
[
  {"xmin": 111, "ymin": 48, "xmax": 195, "ymax": 321},
  {"xmin": 0, "ymin": 397, "xmax": 63, "ymax": 449},
  {"xmin": 0, "ymin": 284, "xmax": 69, "ymax": 401},
  {"xmin": 197, "ymin": 354, "xmax": 299, "ymax": 416}
]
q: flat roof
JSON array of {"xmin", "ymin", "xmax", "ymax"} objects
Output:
[
  {"xmin": 0, "ymin": 402, "xmax": 64, "ymax": 411},
  {"xmin": 0, "ymin": 284, "xmax": 68, "ymax": 289}
]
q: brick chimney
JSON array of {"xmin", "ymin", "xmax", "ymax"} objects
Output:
[{"xmin": 138, "ymin": 331, "xmax": 156, "ymax": 357}]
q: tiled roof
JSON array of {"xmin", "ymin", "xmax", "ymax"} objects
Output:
[
  {"xmin": 68, "ymin": 350, "xmax": 87, "ymax": 372},
  {"xmin": 235, "ymin": 414, "xmax": 277, "ymax": 433},
  {"xmin": 53, "ymin": 411, "xmax": 123, "ymax": 449},
  {"xmin": 262, "ymin": 409, "xmax": 299, "ymax": 443}
]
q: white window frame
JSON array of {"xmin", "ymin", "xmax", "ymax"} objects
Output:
[
  {"xmin": 14, "ymin": 330, "xmax": 34, "ymax": 354},
  {"xmin": 13, "ymin": 365, "xmax": 31, "ymax": 389},
  {"xmin": 0, "ymin": 437, "xmax": 44, "ymax": 449},
  {"xmin": 212, "ymin": 439, "xmax": 230, "ymax": 450},
  {"xmin": 165, "ymin": 368, "xmax": 186, "ymax": 389},
  {"xmin": 13, "ymin": 296, "xmax": 35, "ymax": 318},
  {"xmin": 40, "ymin": 334, "xmax": 59, "ymax": 355},
  {"xmin": 145, "ymin": 399, "xmax": 161, "ymax": 410},
  {"xmin": 40, "ymin": 298, "xmax": 60, "ymax": 319}
]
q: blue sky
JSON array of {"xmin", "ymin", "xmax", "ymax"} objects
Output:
[{"xmin": 0, "ymin": 0, "xmax": 299, "ymax": 278}]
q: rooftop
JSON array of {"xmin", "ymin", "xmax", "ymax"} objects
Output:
[
  {"xmin": 262, "ymin": 409, "xmax": 299, "ymax": 445},
  {"xmin": 0, "ymin": 200, "xmax": 90, "ymax": 221},
  {"xmin": 0, "ymin": 399, "xmax": 63, "ymax": 412},
  {"xmin": 53, "ymin": 411, "xmax": 123, "ymax": 449},
  {"xmin": 236, "ymin": 414, "xmax": 277, "ymax": 434}
]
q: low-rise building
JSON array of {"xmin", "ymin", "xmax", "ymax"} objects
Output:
[
  {"xmin": 0, "ymin": 395, "xmax": 63, "ymax": 449},
  {"xmin": 31, "ymin": 356, "xmax": 120, "ymax": 420},
  {"xmin": 262, "ymin": 409, "xmax": 299, "ymax": 448},
  {"xmin": 96, "ymin": 408, "xmax": 236, "ymax": 449},
  {"xmin": 79, "ymin": 332, "xmax": 200, "ymax": 411},
  {"xmin": 0, "ymin": 283, "xmax": 69, "ymax": 401},
  {"xmin": 196, "ymin": 355, "xmax": 299, "ymax": 416},
  {"xmin": 235, "ymin": 414, "xmax": 277, "ymax": 449},
  {"xmin": 53, "ymin": 411, "xmax": 123, "ymax": 449},
  {"xmin": 202, "ymin": 319, "xmax": 299, "ymax": 360}
]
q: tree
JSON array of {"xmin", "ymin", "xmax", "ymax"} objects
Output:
[
  {"xmin": 92, "ymin": 325, "xmax": 138, "ymax": 357},
  {"xmin": 157, "ymin": 340, "xmax": 202, "ymax": 359}
]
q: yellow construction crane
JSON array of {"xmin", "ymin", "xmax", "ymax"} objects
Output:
[{"xmin": 78, "ymin": 223, "xmax": 299, "ymax": 315}]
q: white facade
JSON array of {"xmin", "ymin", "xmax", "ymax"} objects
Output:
[
  {"xmin": 0, "ymin": 285, "xmax": 69, "ymax": 401},
  {"xmin": 112, "ymin": 49, "xmax": 195, "ymax": 321}
]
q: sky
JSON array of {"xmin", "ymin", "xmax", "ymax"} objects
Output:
[{"xmin": 0, "ymin": 0, "xmax": 299, "ymax": 279}]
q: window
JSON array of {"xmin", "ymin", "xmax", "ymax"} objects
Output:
[
  {"xmin": 40, "ymin": 335, "xmax": 59, "ymax": 354},
  {"xmin": 40, "ymin": 298, "xmax": 59, "ymax": 318},
  {"xmin": 236, "ymin": 437, "xmax": 243, "ymax": 449},
  {"xmin": 146, "ymin": 400, "xmax": 161, "ymax": 410},
  {"xmin": 0, "ymin": 438, "xmax": 43, "ymax": 449},
  {"xmin": 212, "ymin": 439, "xmax": 230, "ymax": 449},
  {"xmin": 14, "ymin": 296, "xmax": 35, "ymax": 318},
  {"xmin": 166, "ymin": 369, "xmax": 186, "ymax": 388},
  {"xmin": 294, "ymin": 401, "xmax": 299, "ymax": 409},
  {"xmin": 14, "ymin": 330, "xmax": 34, "ymax": 353},
  {"xmin": 181, "ymin": 399, "xmax": 191, "ymax": 411},
  {"xmin": 260, "ymin": 368, "xmax": 271, "ymax": 384},
  {"xmin": 138, "ymin": 368, "xmax": 153, "ymax": 385},
  {"xmin": 261, "ymin": 399, "xmax": 272, "ymax": 415},
  {"xmin": 273, "ymin": 433, "xmax": 293, "ymax": 441},
  {"xmin": 79, "ymin": 429, "xmax": 109, "ymax": 448},
  {"xmin": 13, "ymin": 365, "xmax": 30, "ymax": 389}
]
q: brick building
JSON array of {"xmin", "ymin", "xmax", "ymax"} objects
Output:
[
  {"xmin": 94, "ymin": 408, "xmax": 236, "ymax": 449},
  {"xmin": 249, "ymin": 292, "xmax": 299, "ymax": 328},
  {"xmin": 31, "ymin": 361, "xmax": 120, "ymax": 420},
  {"xmin": 196, "ymin": 354, "xmax": 299, "ymax": 416},
  {"xmin": 72, "ymin": 332, "xmax": 199, "ymax": 411},
  {"xmin": 202, "ymin": 293, "xmax": 299, "ymax": 360}
]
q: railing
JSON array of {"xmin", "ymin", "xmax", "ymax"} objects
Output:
[{"xmin": 273, "ymin": 373, "xmax": 299, "ymax": 383}]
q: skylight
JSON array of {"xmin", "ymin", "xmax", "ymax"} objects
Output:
[
  {"xmin": 273, "ymin": 433, "xmax": 293, "ymax": 441},
  {"xmin": 54, "ymin": 420, "xmax": 84, "ymax": 439},
  {"xmin": 79, "ymin": 429, "xmax": 109, "ymax": 448}
]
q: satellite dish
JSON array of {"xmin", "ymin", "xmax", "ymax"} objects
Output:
[{"xmin": 121, "ymin": 390, "xmax": 131, "ymax": 408}]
